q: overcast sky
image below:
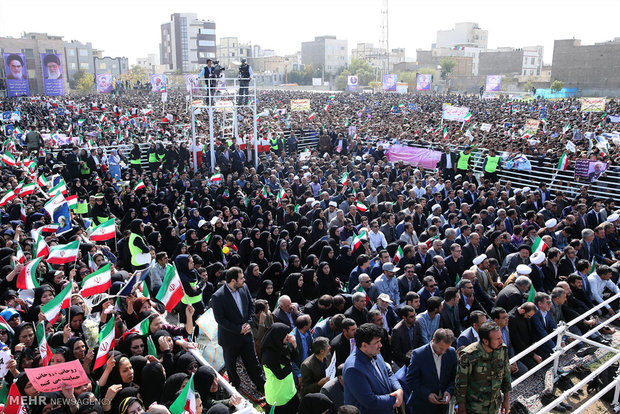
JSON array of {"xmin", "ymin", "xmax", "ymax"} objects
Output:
[{"xmin": 1, "ymin": 0, "xmax": 619, "ymax": 65}]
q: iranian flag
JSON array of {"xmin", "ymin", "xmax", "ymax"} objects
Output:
[
  {"xmin": 47, "ymin": 240, "xmax": 80, "ymax": 264},
  {"xmin": 1, "ymin": 151, "xmax": 16, "ymax": 166},
  {"xmin": 48, "ymin": 180, "xmax": 67, "ymax": 196},
  {"xmin": 394, "ymin": 246, "xmax": 404, "ymax": 264},
  {"xmin": 41, "ymin": 283, "xmax": 72, "ymax": 324},
  {"xmin": 99, "ymin": 113, "xmax": 107, "ymax": 123},
  {"xmin": 260, "ymin": 186, "xmax": 270, "ymax": 199},
  {"xmin": 464, "ymin": 112, "xmax": 473, "ymax": 122},
  {"xmin": 0, "ymin": 315, "xmax": 14, "ymax": 335},
  {"xmin": 588, "ymin": 257, "xmax": 597, "ymax": 275},
  {"xmin": 128, "ymin": 317, "xmax": 150, "ymax": 336},
  {"xmin": 156, "ymin": 265, "xmax": 185, "ymax": 312},
  {"xmin": 17, "ymin": 257, "xmax": 43, "ymax": 290},
  {"xmin": 34, "ymin": 231, "xmax": 50, "ymax": 258},
  {"xmin": 340, "ymin": 172, "xmax": 349, "ymax": 186},
  {"xmin": 66, "ymin": 194, "xmax": 78, "ymax": 210},
  {"xmin": 40, "ymin": 223, "xmax": 59, "ymax": 234},
  {"xmin": 557, "ymin": 152, "xmax": 569, "ymax": 171},
  {"xmin": 37, "ymin": 174, "xmax": 49, "ymax": 188},
  {"xmin": 19, "ymin": 182, "xmax": 36, "ymax": 197},
  {"xmin": 352, "ymin": 230, "xmax": 367, "ymax": 252},
  {"xmin": 443, "ymin": 127, "xmax": 449, "ymax": 140},
  {"xmin": 80, "ymin": 263, "xmax": 112, "ymax": 297},
  {"xmin": 563, "ymin": 123, "xmax": 571, "ymax": 134},
  {"xmin": 278, "ymin": 188, "xmax": 286, "ymax": 200},
  {"xmin": 355, "ymin": 201, "xmax": 368, "ymax": 212},
  {"xmin": 324, "ymin": 104, "xmax": 330, "ymax": 112},
  {"xmin": 134, "ymin": 180, "xmax": 146, "ymax": 191},
  {"xmin": 169, "ymin": 373, "xmax": 196, "ymax": 414},
  {"xmin": 0, "ymin": 189, "xmax": 16, "ymax": 206},
  {"xmin": 5, "ymin": 382, "xmax": 26, "ymax": 414},
  {"xmin": 355, "ymin": 285, "xmax": 371, "ymax": 306},
  {"xmin": 15, "ymin": 242, "xmax": 25, "ymax": 264},
  {"xmin": 307, "ymin": 112, "xmax": 316, "ymax": 120},
  {"xmin": 209, "ymin": 173, "xmax": 223, "ymax": 183},
  {"xmin": 89, "ymin": 219, "xmax": 116, "ymax": 241},
  {"xmin": 94, "ymin": 318, "xmax": 116, "ymax": 370},
  {"xmin": 36, "ymin": 321, "xmax": 53, "ymax": 366},
  {"xmin": 531, "ymin": 236, "xmax": 548, "ymax": 254}
]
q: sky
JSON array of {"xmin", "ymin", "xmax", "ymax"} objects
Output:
[{"xmin": 1, "ymin": 0, "xmax": 619, "ymax": 65}]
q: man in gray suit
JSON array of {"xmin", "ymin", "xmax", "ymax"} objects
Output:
[{"xmin": 321, "ymin": 364, "xmax": 345, "ymax": 407}]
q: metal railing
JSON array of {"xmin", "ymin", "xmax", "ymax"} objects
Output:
[{"xmin": 508, "ymin": 292, "xmax": 620, "ymax": 413}]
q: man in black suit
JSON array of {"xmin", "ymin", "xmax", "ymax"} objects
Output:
[
  {"xmin": 272, "ymin": 295, "xmax": 300, "ymax": 329},
  {"xmin": 330, "ymin": 318, "xmax": 357, "ymax": 366},
  {"xmin": 577, "ymin": 229, "xmax": 596, "ymax": 262},
  {"xmin": 508, "ymin": 302, "xmax": 542, "ymax": 370},
  {"xmin": 439, "ymin": 287, "xmax": 461, "ymax": 339},
  {"xmin": 445, "ymin": 243, "xmax": 465, "ymax": 287},
  {"xmin": 437, "ymin": 147, "xmax": 458, "ymax": 181},
  {"xmin": 495, "ymin": 270, "xmax": 531, "ymax": 312},
  {"xmin": 397, "ymin": 264, "xmax": 422, "ymax": 303},
  {"xmin": 391, "ymin": 305, "xmax": 418, "ymax": 369},
  {"xmin": 462, "ymin": 233, "xmax": 482, "ymax": 269},
  {"xmin": 426, "ymin": 256, "xmax": 450, "ymax": 292},
  {"xmin": 211, "ymin": 267, "xmax": 265, "ymax": 391}
]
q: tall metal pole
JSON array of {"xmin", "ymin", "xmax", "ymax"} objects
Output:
[
  {"xmin": 252, "ymin": 78, "xmax": 258, "ymax": 169},
  {"xmin": 191, "ymin": 105, "xmax": 197, "ymax": 173},
  {"xmin": 209, "ymin": 106, "xmax": 215, "ymax": 173}
]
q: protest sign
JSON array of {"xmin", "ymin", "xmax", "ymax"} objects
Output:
[
  {"xmin": 383, "ymin": 74, "xmax": 397, "ymax": 91},
  {"xmin": 442, "ymin": 104, "xmax": 470, "ymax": 121},
  {"xmin": 26, "ymin": 360, "xmax": 90, "ymax": 392},
  {"xmin": 574, "ymin": 159, "xmax": 608, "ymax": 183},
  {"xmin": 151, "ymin": 74, "xmax": 166, "ymax": 93},
  {"xmin": 4, "ymin": 53, "xmax": 30, "ymax": 97},
  {"xmin": 0, "ymin": 349, "xmax": 10, "ymax": 378},
  {"xmin": 96, "ymin": 73, "xmax": 113, "ymax": 94},
  {"xmin": 485, "ymin": 75, "xmax": 501, "ymax": 92},
  {"xmin": 416, "ymin": 74, "xmax": 432, "ymax": 91},
  {"xmin": 580, "ymin": 98, "xmax": 606, "ymax": 112},
  {"xmin": 347, "ymin": 76, "xmax": 358, "ymax": 92},
  {"xmin": 480, "ymin": 123, "xmax": 492, "ymax": 132},
  {"xmin": 524, "ymin": 119, "xmax": 539, "ymax": 135},
  {"xmin": 291, "ymin": 99, "xmax": 311, "ymax": 111}
]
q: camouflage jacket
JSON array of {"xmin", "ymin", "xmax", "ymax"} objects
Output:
[{"xmin": 455, "ymin": 341, "xmax": 512, "ymax": 414}]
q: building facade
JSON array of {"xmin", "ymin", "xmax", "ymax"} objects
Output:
[
  {"xmin": 478, "ymin": 46, "xmax": 544, "ymax": 77},
  {"xmin": 93, "ymin": 51, "xmax": 129, "ymax": 79},
  {"xmin": 301, "ymin": 36, "xmax": 347, "ymax": 74},
  {"xmin": 217, "ymin": 37, "xmax": 252, "ymax": 69},
  {"xmin": 160, "ymin": 13, "xmax": 216, "ymax": 73},
  {"xmin": 435, "ymin": 23, "xmax": 488, "ymax": 50},
  {"xmin": 551, "ymin": 38, "xmax": 620, "ymax": 91},
  {"xmin": 63, "ymin": 39, "xmax": 95, "ymax": 81},
  {"xmin": 351, "ymin": 43, "xmax": 405, "ymax": 73}
]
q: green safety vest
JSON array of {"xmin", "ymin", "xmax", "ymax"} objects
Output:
[
  {"xmin": 129, "ymin": 233, "xmax": 148, "ymax": 267},
  {"xmin": 263, "ymin": 366, "xmax": 297, "ymax": 407},
  {"xmin": 148, "ymin": 152, "xmax": 158, "ymax": 163},
  {"xmin": 157, "ymin": 152, "xmax": 166, "ymax": 162},
  {"xmin": 485, "ymin": 156, "xmax": 501, "ymax": 173},
  {"xmin": 76, "ymin": 200, "xmax": 89, "ymax": 215},
  {"xmin": 457, "ymin": 151, "xmax": 471, "ymax": 170},
  {"xmin": 181, "ymin": 280, "xmax": 202, "ymax": 305},
  {"xmin": 270, "ymin": 137, "xmax": 279, "ymax": 151},
  {"xmin": 80, "ymin": 164, "xmax": 90, "ymax": 175},
  {"xmin": 130, "ymin": 156, "xmax": 141, "ymax": 165}
]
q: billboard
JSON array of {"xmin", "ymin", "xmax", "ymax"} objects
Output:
[
  {"xmin": 347, "ymin": 75, "xmax": 358, "ymax": 92},
  {"xmin": 383, "ymin": 74, "xmax": 397, "ymax": 91},
  {"xmin": 151, "ymin": 74, "xmax": 167, "ymax": 92},
  {"xmin": 485, "ymin": 75, "xmax": 502, "ymax": 92},
  {"xmin": 4, "ymin": 53, "xmax": 29, "ymax": 97},
  {"xmin": 96, "ymin": 73, "xmax": 113, "ymax": 94},
  {"xmin": 416, "ymin": 73, "xmax": 432, "ymax": 91},
  {"xmin": 40, "ymin": 53, "xmax": 64, "ymax": 96}
]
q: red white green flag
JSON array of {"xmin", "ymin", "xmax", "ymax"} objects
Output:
[
  {"xmin": 394, "ymin": 246, "xmax": 404, "ymax": 264},
  {"xmin": 557, "ymin": 152, "xmax": 569, "ymax": 171},
  {"xmin": 66, "ymin": 194, "xmax": 78, "ymax": 210},
  {"xmin": 134, "ymin": 180, "xmax": 145, "ymax": 191},
  {"xmin": 355, "ymin": 201, "xmax": 368, "ymax": 212},
  {"xmin": 89, "ymin": 219, "xmax": 116, "ymax": 241},
  {"xmin": 156, "ymin": 264, "xmax": 185, "ymax": 312},
  {"xmin": 48, "ymin": 180, "xmax": 67, "ymax": 196},
  {"xmin": 340, "ymin": 172, "xmax": 349, "ymax": 186},
  {"xmin": 17, "ymin": 257, "xmax": 43, "ymax": 290},
  {"xmin": 209, "ymin": 173, "xmax": 223, "ymax": 183},
  {"xmin": 0, "ymin": 315, "xmax": 14, "ymax": 335},
  {"xmin": 128, "ymin": 317, "xmax": 150, "ymax": 336},
  {"xmin": 352, "ymin": 230, "xmax": 367, "ymax": 252},
  {"xmin": 307, "ymin": 112, "xmax": 316, "ymax": 120},
  {"xmin": 355, "ymin": 285, "xmax": 371, "ymax": 306},
  {"xmin": 443, "ymin": 127, "xmax": 449, "ymax": 140},
  {"xmin": 0, "ymin": 189, "xmax": 16, "ymax": 206},
  {"xmin": 41, "ymin": 282, "xmax": 72, "ymax": 324},
  {"xmin": 47, "ymin": 240, "xmax": 80, "ymax": 264},
  {"xmin": 1, "ymin": 151, "xmax": 16, "ymax": 166},
  {"xmin": 19, "ymin": 182, "xmax": 36, "ymax": 197},
  {"xmin": 36, "ymin": 321, "xmax": 53, "ymax": 366},
  {"xmin": 464, "ymin": 112, "xmax": 472, "ymax": 122},
  {"xmin": 169, "ymin": 373, "xmax": 196, "ymax": 414},
  {"xmin": 34, "ymin": 230, "xmax": 50, "ymax": 258},
  {"xmin": 531, "ymin": 236, "xmax": 548, "ymax": 254},
  {"xmin": 15, "ymin": 242, "xmax": 25, "ymax": 264},
  {"xmin": 80, "ymin": 263, "xmax": 112, "ymax": 298},
  {"xmin": 93, "ymin": 317, "xmax": 116, "ymax": 370}
]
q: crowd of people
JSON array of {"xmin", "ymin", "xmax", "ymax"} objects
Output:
[{"xmin": 0, "ymin": 85, "xmax": 618, "ymax": 414}]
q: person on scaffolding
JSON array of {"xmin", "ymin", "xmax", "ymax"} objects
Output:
[
  {"xmin": 199, "ymin": 58, "xmax": 217, "ymax": 105},
  {"xmin": 238, "ymin": 58, "xmax": 253, "ymax": 106}
]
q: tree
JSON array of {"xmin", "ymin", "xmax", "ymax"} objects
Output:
[
  {"xmin": 551, "ymin": 80, "xmax": 564, "ymax": 92},
  {"xmin": 522, "ymin": 80, "xmax": 534, "ymax": 93},
  {"xmin": 368, "ymin": 81, "xmax": 381, "ymax": 91},
  {"xmin": 121, "ymin": 65, "xmax": 150, "ymax": 86},
  {"xmin": 72, "ymin": 70, "xmax": 94, "ymax": 93},
  {"xmin": 334, "ymin": 59, "xmax": 376, "ymax": 90},
  {"xmin": 439, "ymin": 57, "xmax": 457, "ymax": 79}
]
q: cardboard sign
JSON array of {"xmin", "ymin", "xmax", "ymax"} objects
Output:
[
  {"xmin": 26, "ymin": 360, "xmax": 90, "ymax": 392},
  {"xmin": 0, "ymin": 350, "xmax": 10, "ymax": 378},
  {"xmin": 290, "ymin": 99, "xmax": 311, "ymax": 112}
]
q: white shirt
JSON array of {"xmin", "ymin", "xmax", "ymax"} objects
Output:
[
  {"xmin": 431, "ymin": 346, "xmax": 443, "ymax": 378},
  {"xmin": 588, "ymin": 273, "xmax": 619, "ymax": 310},
  {"xmin": 368, "ymin": 230, "xmax": 388, "ymax": 252}
]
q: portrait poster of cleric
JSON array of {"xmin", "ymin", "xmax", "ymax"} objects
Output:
[
  {"xmin": 96, "ymin": 73, "xmax": 113, "ymax": 94},
  {"xmin": 40, "ymin": 53, "xmax": 65, "ymax": 96},
  {"xmin": 3, "ymin": 53, "xmax": 30, "ymax": 97},
  {"xmin": 416, "ymin": 73, "xmax": 432, "ymax": 91},
  {"xmin": 574, "ymin": 159, "xmax": 609, "ymax": 183}
]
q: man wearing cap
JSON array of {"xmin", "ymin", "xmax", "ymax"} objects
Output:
[
  {"xmin": 375, "ymin": 263, "xmax": 400, "ymax": 306},
  {"xmin": 371, "ymin": 293, "xmax": 398, "ymax": 332},
  {"xmin": 496, "ymin": 273, "xmax": 532, "ymax": 312}
]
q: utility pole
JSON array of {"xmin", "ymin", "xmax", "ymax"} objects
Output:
[{"xmin": 380, "ymin": 0, "xmax": 389, "ymax": 76}]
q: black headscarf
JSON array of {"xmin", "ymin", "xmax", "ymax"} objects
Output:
[
  {"xmin": 298, "ymin": 393, "xmax": 334, "ymax": 414},
  {"xmin": 140, "ymin": 362, "xmax": 166, "ymax": 407},
  {"xmin": 257, "ymin": 279, "xmax": 278, "ymax": 311},
  {"xmin": 162, "ymin": 373, "xmax": 189, "ymax": 406},
  {"xmin": 260, "ymin": 323, "xmax": 295, "ymax": 380}
]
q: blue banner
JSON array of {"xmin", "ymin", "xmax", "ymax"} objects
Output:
[
  {"xmin": 41, "ymin": 53, "xmax": 65, "ymax": 96},
  {"xmin": 4, "ymin": 53, "xmax": 30, "ymax": 97}
]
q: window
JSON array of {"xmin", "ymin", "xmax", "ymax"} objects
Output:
[
  {"xmin": 98, "ymin": 63, "xmax": 106, "ymax": 70},
  {"xmin": 531, "ymin": 57, "xmax": 535, "ymax": 65},
  {"xmin": 79, "ymin": 49, "xmax": 88, "ymax": 57},
  {"xmin": 70, "ymin": 62, "xmax": 76, "ymax": 69},
  {"xmin": 80, "ymin": 62, "xmax": 89, "ymax": 69},
  {"xmin": 200, "ymin": 28, "xmax": 215, "ymax": 35},
  {"xmin": 67, "ymin": 49, "xmax": 75, "ymax": 56},
  {"xmin": 23, "ymin": 49, "xmax": 34, "ymax": 58},
  {"xmin": 198, "ymin": 40, "xmax": 215, "ymax": 47}
]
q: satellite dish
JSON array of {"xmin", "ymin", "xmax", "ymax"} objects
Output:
[{"xmin": 231, "ymin": 60, "xmax": 242, "ymax": 66}]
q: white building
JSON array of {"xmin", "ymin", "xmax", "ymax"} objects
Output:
[
  {"xmin": 435, "ymin": 22, "xmax": 488, "ymax": 50},
  {"xmin": 160, "ymin": 13, "xmax": 216, "ymax": 73}
]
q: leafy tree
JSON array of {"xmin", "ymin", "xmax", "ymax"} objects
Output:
[
  {"xmin": 439, "ymin": 57, "xmax": 456, "ymax": 79},
  {"xmin": 397, "ymin": 72, "xmax": 417, "ymax": 91},
  {"xmin": 335, "ymin": 70, "xmax": 351, "ymax": 91},
  {"xmin": 73, "ymin": 71, "xmax": 94, "ymax": 93},
  {"xmin": 522, "ymin": 80, "xmax": 534, "ymax": 93},
  {"xmin": 551, "ymin": 80, "xmax": 564, "ymax": 92},
  {"xmin": 334, "ymin": 59, "xmax": 376, "ymax": 90},
  {"xmin": 121, "ymin": 65, "xmax": 150, "ymax": 85},
  {"xmin": 368, "ymin": 81, "xmax": 381, "ymax": 91}
]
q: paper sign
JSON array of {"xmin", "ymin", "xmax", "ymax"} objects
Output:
[
  {"xmin": 326, "ymin": 352, "xmax": 337, "ymax": 379},
  {"xmin": 580, "ymin": 97, "xmax": 606, "ymax": 112},
  {"xmin": 26, "ymin": 359, "xmax": 90, "ymax": 392},
  {"xmin": 524, "ymin": 119, "xmax": 539, "ymax": 135},
  {"xmin": 290, "ymin": 99, "xmax": 311, "ymax": 111},
  {"xmin": 0, "ymin": 350, "xmax": 10, "ymax": 378},
  {"xmin": 441, "ymin": 104, "xmax": 470, "ymax": 121},
  {"xmin": 480, "ymin": 123, "xmax": 492, "ymax": 132}
]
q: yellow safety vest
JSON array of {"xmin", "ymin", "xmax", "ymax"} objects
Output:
[
  {"xmin": 270, "ymin": 137, "xmax": 279, "ymax": 151},
  {"xmin": 485, "ymin": 156, "xmax": 501, "ymax": 173},
  {"xmin": 148, "ymin": 152, "xmax": 158, "ymax": 163},
  {"xmin": 181, "ymin": 280, "xmax": 202, "ymax": 304},
  {"xmin": 457, "ymin": 152, "xmax": 471, "ymax": 170},
  {"xmin": 129, "ymin": 233, "xmax": 147, "ymax": 267}
]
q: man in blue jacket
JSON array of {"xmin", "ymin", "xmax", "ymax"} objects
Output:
[
  {"xmin": 343, "ymin": 323, "xmax": 404, "ymax": 414},
  {"xmin": 406, "ymin": 328, "xmax": 457, "ymax": 413}
]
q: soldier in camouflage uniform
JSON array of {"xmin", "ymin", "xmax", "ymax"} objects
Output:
[{"xmin": 455, "ymin": 321, "xmax": 512, "ymax": 414}]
